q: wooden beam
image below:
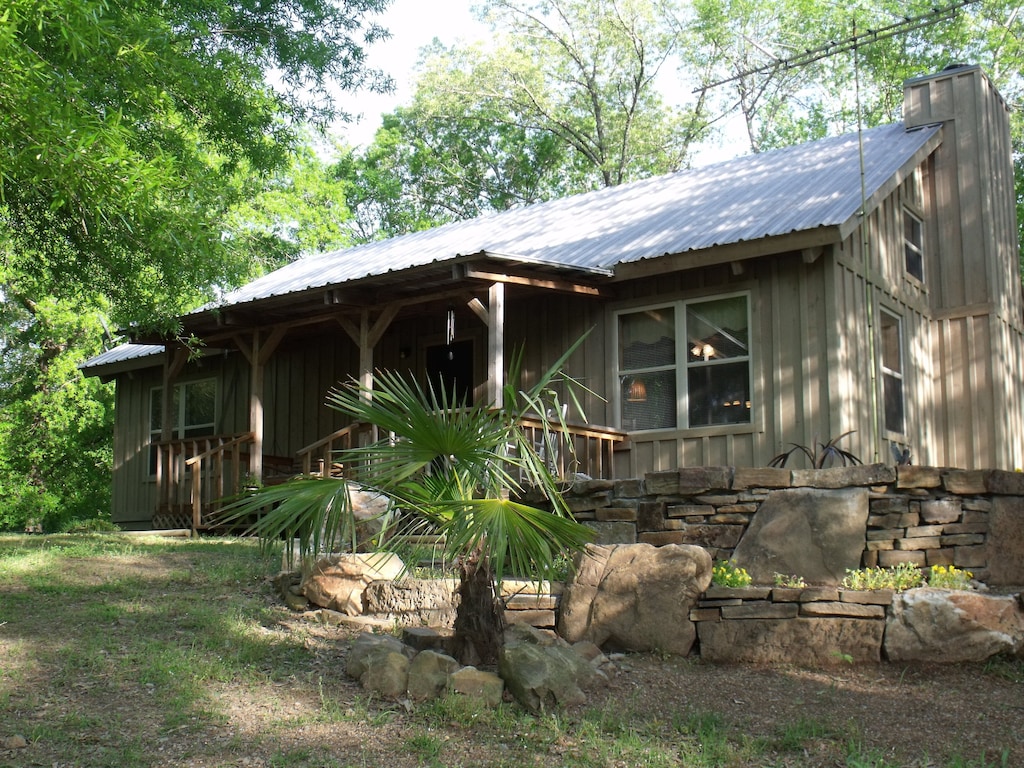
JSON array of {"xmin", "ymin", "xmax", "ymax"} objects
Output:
[
  {"xmin": 801, "ymin": 246, "xmax": 825, "ymax": 264},
  {"xmin": 463, "ymin": 266, "xmax": 609, "ymax": 297},
  {"xmin": 467, "ymin": 297, "xmax": 489, "ymax": 325}
]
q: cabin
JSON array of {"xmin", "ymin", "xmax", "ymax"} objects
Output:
[{"xmin": 82, "ymin": 65, "xmax": 1024, "ymax": 531}]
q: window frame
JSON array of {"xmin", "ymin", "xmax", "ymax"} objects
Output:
[
  {"xmin": 614, "ymin": 292, "xmax": 752, "ymax": 433},
  {"xmin": 903, "ymin": 206, "xmax": 925, "ymax": 282},
  {"xmin": 878, "ymin": 308, "xmax": 906, "ymax": 436},
  {"xmin": 148, "ymin": 378, "xmax": 218, "ymax": 474}
]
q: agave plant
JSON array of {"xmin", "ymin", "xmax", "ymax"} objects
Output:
[
  {"xmin": 768, "ymin": 431, "xmax": 863, "ymax": 469},
  {"xmin": 219, "ymin": 342, "xmax": 594, "ymax": 664}
]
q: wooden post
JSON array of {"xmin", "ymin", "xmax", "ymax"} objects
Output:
[
  {"xmin": 250, "ymin": 331, "xmax": 264, "ymax": 484},
  {"xmin": 488, "ymin": 282, "xmax": 505, "ymax": 408}
]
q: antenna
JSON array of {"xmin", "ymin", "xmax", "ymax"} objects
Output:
[{"xmin": 693, "ymin": 0, "xmax": 980, "ymax": 94}]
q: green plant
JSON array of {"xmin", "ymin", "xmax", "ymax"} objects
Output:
[
  {"xmin": 768, "ymin": 431, "xmax": 862, "ymax": 468},
  {"xmin": 219, "ymin": 339, "xmax": 595, "ymax": 664},
  {"xmin": 712, "ymin": 560, "xmax": 752, "ymax": 587},
  {"xmin": 841, "ymin": 562, "xmax": 924, "ymax": 591},
  {"xmin": 773, "ymin": 573, "xmax": 808, "ymax": 588},
  {"xmin": 927, "ymin": 564, "xmax": 974, "ymax": 590}
]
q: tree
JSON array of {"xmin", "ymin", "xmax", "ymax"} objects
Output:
[
  {"xmin": 221, "ymin": 344, "xmax": 593, "ymax": 664},
  {"xmin": 0, "ymin": 0, "xmax": 392, "ymax": 330},
  {"xmin": 0, "ymin": 296, "xmax": 114, "ymax": 531},
  {"xmin": 341, "ymin": 0, "xmax": 708, "ymax": 239}
]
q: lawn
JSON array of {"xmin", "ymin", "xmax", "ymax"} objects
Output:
[{"xmin": 0, "ymin": 534, "xmax": 1019, "ymax": 767}]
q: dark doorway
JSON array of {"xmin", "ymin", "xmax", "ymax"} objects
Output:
[{"xmin": 426, "ymin": 339, "xmax": 474, "ymax": 406}]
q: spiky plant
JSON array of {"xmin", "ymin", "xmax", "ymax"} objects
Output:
[{"xmin": 220, "ymin": 342, "xmax": 593, "ymax": 664}]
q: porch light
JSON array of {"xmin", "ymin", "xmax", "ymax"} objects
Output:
[
  {"xmin": 691, "ymin": 343, "xmax": 715, "ymax": 360},
  {"xmin": 626, "ymin": 379, "xmax": 648, "ymax": 402}
]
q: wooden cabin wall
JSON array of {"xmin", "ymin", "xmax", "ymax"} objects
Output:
[{"xmin": 903, "ymin": 66, "xmax": 1024, "ymax": 470}]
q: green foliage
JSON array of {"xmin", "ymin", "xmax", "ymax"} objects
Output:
[
  {"xmin": 0, "ymin": 297, "xmax": 114, "ymax": 532},
  {"xmin": 769, "ymin": 431, "xmax": 862, "ymax": 469},
  {"xmin": 773, "ymin": 572, "xmax": 808, "ymax": 588},
  {"xmin": 927, "ymin": 565, "xmax": 974, "ymax": 590},
  {"xmin": 0, "ymin": 0, "xmax": 390, "ymax": 328},
  {"xmin": 841, "ymin": 562, "xmax": 924, "ymax": 592},
  {"xmin": 712, "ymin": 560, "xmax": 752, "ymax": 587}
]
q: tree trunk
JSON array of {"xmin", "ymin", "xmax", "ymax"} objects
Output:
[{"xmin": 452, "ymin": 551, "xmax": 505, "ymax": 666}]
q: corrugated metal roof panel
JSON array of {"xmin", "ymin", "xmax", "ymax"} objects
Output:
[
  {"xmin": 79, "ymin": 343, "xmax": 164, "ymax": 374},
  {"xmin": 198, "ymin": 121, "xmax": 941, "ymax": 312}
]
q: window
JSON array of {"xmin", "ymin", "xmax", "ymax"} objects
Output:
[
  {"xmin": 879, "ymin": 310, "xmax": 905, "ymax": 434},
  {"xmin": 617, "ymin": 295, "xmax": 751, "ymax": 431},
  {"xmin": 903, "ymin": 208, "xmax": 924, "ymax": 281},
  {"xmin": 149, "ymin": 379, "xmax": 217, "ymax": 471}
]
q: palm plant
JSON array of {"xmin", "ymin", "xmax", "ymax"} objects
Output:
[{"xmin": 220, "ymin": 343, "xmax": 594, "ymax": 664}]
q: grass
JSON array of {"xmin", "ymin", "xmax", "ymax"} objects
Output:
[{"xmin": 1, "ymin": 533, "xmax": 1020, "ymax": 767}]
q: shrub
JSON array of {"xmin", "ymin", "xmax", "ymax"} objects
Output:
[
  {"xmin": 927, "ymin": 564, "xmax": 974, "ymax": 590},
  {"xmin": 712, "ymin": 560, "xmax": 752, "ymax": 588},
  {"xmin": 841, "ymin": 562, "xmax": 924, "ymax": 591}
]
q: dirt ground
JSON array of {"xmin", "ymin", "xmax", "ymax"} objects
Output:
[{"xmin": 2, "ymin": 542, "xmax": 1022, "ymax": 768}]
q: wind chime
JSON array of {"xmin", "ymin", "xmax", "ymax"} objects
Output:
[{"xmin": 446, "ymin": 305, "xmax": 456, "ymax": 360}]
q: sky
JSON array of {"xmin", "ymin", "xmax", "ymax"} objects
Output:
[{"xmin": 337, "ymin": 0, "xmax": 487, "ymax": 149}]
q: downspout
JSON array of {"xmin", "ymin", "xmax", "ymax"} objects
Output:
[{"xmin": 855, "ymin": 27, "xmax": 881, "ymax": 463}]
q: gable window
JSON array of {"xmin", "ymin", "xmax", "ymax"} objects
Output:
[
  {"xmin": 149, "ymin": 379, "xmax": 217, "ymax": 472},
  {"xmin": 617, "ymin": 294, "xmax": 751, "ymax": 431},
  {"xmin": 879, "ymin": 310, "xmax": 905, "ymax": 434},
  {"xmin": 903, "ymin": 208, "xmax": 924, "ymax": 281}
]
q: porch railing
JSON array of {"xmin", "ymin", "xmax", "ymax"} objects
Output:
[
  {"xmin": 516, "ymin": 416, "xmax": 628, "ymax": 480},
  {"xmin": 155, "ymin": 419, "xmax": 628, "ymax": 532},
  {"xmin": 295, "ymin": 422, "xmax": 378, "ymax": 478}
]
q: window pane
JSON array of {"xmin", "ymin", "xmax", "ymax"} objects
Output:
[
  {"xmin": 880, "ymin": 313, "xmax": 901, "ymax": 373},
  {"xmin": 150, "ymin": 388, "xmax": 162, "ymax": 432},
  {"xmin": 904, "ymin": 212, "xmax": 924, "ymax": 280},
  {"xmin": 688, "ymin": 361, "xmax": 751, "ymax": 426},
  {"xmin": 620, "ymin": 370, "xmax": 676, "ymax": 431},
  {"xmin": 883, "ymin": 373, "xmax": 904, "ymax": 433},
  {"xmin": 687, "ymin": 297, "xmax": 748, "ymax": 362},
  {"xmin": 183, "ymin": 380, "xmax": 216, "ymax": 429},
  {"xmin": 619, "ymin": 308, "xmax": 674, "ymax": 370}
]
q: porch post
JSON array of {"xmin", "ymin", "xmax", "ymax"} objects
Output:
[
  {"xmin": 488, "ymin": 282, "xmax": 505, "ymax": 408},
  {"xmin": 250, "ymin": 331, "xmax": 264, "ymax": 483}
]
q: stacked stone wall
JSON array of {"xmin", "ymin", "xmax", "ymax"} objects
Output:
[{"xmin": 563, "ymin": 464, "xmax": 1024, "ymax": 585}]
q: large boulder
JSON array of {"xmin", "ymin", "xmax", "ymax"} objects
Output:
[
  {"xmin": 302, "ymin": 552, "xmax": 405, "ymax": 615},
  {"xmin": 558, "ymin": 543, "xmax": 712, "ymax": 655},
  {"xmin": 498, "ymin": 623, "xmax": 601, "ymax": 713},
  {"xmin": 362, "ymin": 578, "xmax": 459, "ymax": 627},
  {"xmin": 884, "ymin": 588, "xmax": 1024, "ymax": 662},
  {"xmin": 731, "ymin": 487, "xmax": 868, "ymax": 585}
]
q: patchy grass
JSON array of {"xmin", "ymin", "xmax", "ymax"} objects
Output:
[{"xmin": 1, "ymin": 533, "xmax": 1021, "ymax": 767}]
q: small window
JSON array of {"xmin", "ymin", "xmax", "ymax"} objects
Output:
[
  {"xmin": 880, "ymin": 311, "xmax": 905, "ymax": 434},
  {"xmin": 904, "ymin": 209, "xmax": 924, "ymax": 281}
]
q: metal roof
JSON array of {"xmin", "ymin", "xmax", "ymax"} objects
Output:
[
  {"xmin": 201, "ymin": 121, "xmax": 941, "ymax": 312},
  {"xmin": 83, "ymin": 120, "xmax": 942, "ymax": 375}
]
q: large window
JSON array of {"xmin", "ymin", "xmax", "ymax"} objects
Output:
[
  {"xmin": 903, "ymin": 208, "xmax": 924, "ymax": 281},
  {"xmin": 879, "ymin": 310, "xmax": 905, "ymax": 434},
  {"xmin": 617, "ymin": 295, "xmax": 751, "ymax": 431}
]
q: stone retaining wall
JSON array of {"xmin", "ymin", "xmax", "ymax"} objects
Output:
[{"xmin": 560, "ymin": 464, "xmax": 1024, "ymax": 585}]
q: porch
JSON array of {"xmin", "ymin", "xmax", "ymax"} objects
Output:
[{"xmin": 152, "ymin": 419, "xmax": 629, "ymax": 532}]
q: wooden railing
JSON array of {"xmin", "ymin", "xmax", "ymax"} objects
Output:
[
  {"xmin": 516, "ymin": 417, "xmax": 628, "ymax": 480},
  {"xmin": 295, "ymin": 422, "xmax": 377, "ymax": 478},
  {"xmin": 154, "ymin": 418, "xmax": 628, "ymax": 532}
]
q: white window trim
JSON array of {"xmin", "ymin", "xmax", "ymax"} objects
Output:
[
  {"xmin": 614, "ymin": 291, "xmax": 752, "ymax": 432},
  {"xmin": 879, "ymin": 308, "xmax": 906, "ymax": 436},
  {"xmin": 903, "ymin": 207, "xmax": 925, "ymax": 283}
]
